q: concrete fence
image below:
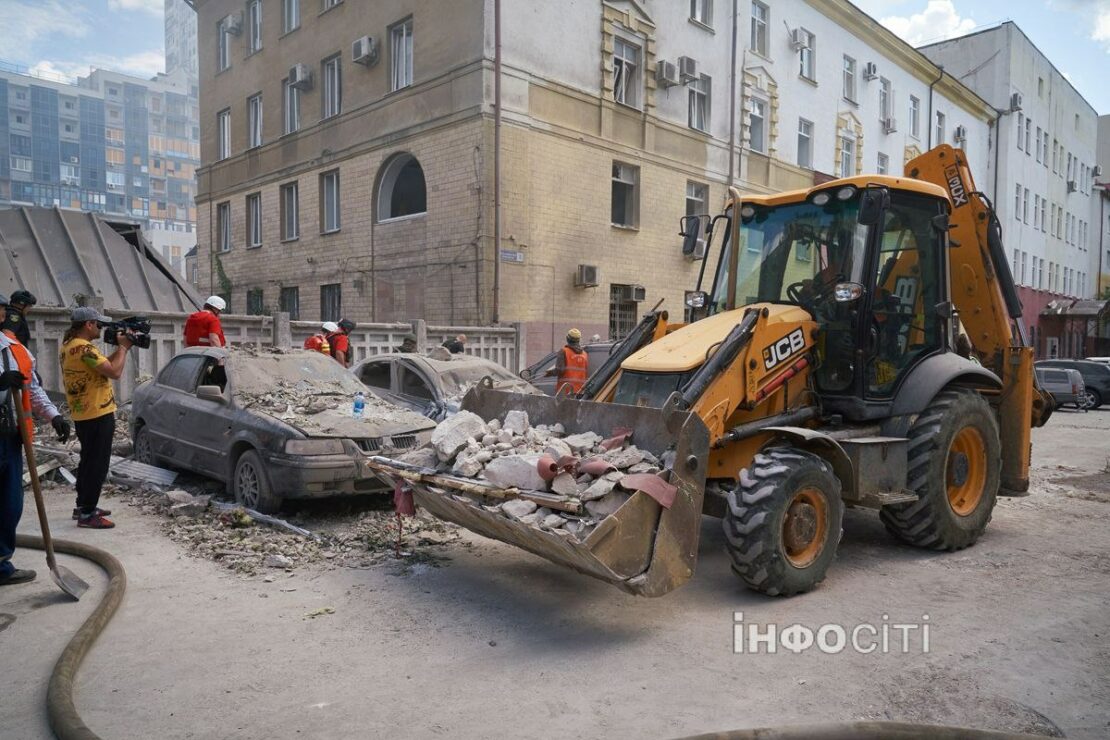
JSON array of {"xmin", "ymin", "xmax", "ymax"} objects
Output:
[{"xmin": 24, "ymin": 307, "xmax": 523, "ymax": 405}]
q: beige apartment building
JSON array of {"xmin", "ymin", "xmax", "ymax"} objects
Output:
[{"xmin": 194, "ymin": 0, "xmax": 994, "ymax": 360}]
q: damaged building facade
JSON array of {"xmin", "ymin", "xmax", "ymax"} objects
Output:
[{"xmin": 193, "ymin": 0, "xmax": 994, "ymax": 361}]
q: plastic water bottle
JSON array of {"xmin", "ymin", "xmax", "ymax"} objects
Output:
[{"xmin": 352, "ymin": 391, "xmax": 366, "ymax": 419}]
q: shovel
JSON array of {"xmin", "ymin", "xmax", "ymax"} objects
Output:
[{"xmin": 15, "ymin": 387, "xmax": 89, "ymax": 601}]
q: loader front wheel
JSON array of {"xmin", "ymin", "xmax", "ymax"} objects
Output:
[
  {"xmin": 723, "ymin": 448, "xmax": 843, "ymax": 597},
  {"xmin": 880, "ymin": 388, "xmax": 1000, "ymax": 550}
]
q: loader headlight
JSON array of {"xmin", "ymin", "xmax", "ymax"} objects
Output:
[
  {"xmin": 834, "ymin": 282, "xmax": 865, "ymax": 303},
  {"xmin": 835, "ymin": 185, "xmax": 858, "ymax": 201},
  {"xmin": 684, "ymin": 290, "xmax": 708, "ymax": 309},
  {"xmin": 811, "ymin": 192, "xmax": 831, "ymax": 206},
  {"xmin": 285, "ymin": 438, "xmax": 345, "ymax": 456}
]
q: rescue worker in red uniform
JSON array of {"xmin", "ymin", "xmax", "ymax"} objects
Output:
[
  {"xmin": 184, "ymin": 296, "xmax": 227, "ymax": 348},
  {"xmin": 304, "ymin": 322, "xmax": 336, "ymax": 354},
  {"xmin": 326, "ymin": 319, "xmax": 356, "ymax": 367},
  {"xmin": 546, "ymin": 328, "xmax": 588, "ymax": 395}
]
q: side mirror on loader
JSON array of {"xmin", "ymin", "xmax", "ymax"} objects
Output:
[
  {"xmin": 679, "ymin": 215, "xmax": 703, "ymax": 257},
  {"xmin": 858, "ymin": 186, "xmax": 890, "ymax": 226}
]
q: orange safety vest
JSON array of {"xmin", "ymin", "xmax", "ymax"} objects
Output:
[
  {"xmin": 303, "ymin": 334, "xmax": 330, "ymax": 354},
  {"xmin": 3, "ymin": 342, "xmax": 35, "ymax": 440},
  {"xmin": 556, "ymin": 346, "xmax": 589, "ymax": 394}
]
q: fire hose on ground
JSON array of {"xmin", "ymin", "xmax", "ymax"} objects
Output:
[
  {"xmin": 15, "ymin": 532, "xmax": 127, "ymax": 740},
  {"xmin": 14, "ymin": 533, "xmax": 1051, "ymax": 740}
]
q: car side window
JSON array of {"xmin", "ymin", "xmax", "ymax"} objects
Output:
[
  {"xmin": 201, "ymin": 358, "xmax": 228, "ymax": 392},
  {"xmin": 1045, "ymin": 370, "xmax": 1066, "ymax": 384},
  {"xmin": 158, "ymin": 356, "xmax": 207, "ymax": 393},
  {"xmin": 360, "ymin": 362, "xmax": 391, "ymax": 390},
  {"xmin": 398, "ymin": 366, "xmax": 434, "ymax": 400}
]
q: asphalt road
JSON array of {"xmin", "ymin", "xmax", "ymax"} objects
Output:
[{"xmin": 2, "ymin": 407, "xmax": 1108, "ymax": 739}]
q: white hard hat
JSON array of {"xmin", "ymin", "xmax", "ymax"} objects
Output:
[
  {"xmin": 206, "ymin": 295, "xmax": 227, "ymax": 311},
  {"xmin": 322, "ymin": 321, "xmax": 339, "ymax": 333}
]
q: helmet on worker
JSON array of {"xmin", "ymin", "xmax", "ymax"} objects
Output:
[
  {"xmin": 566, "ymin": 328, "xmax": 582, "ymax": 346},
  {"xmin": 205, "ymin": 295, "xmax": 227, "ymax": 313},
  {"xmin": 322, "ymin": 321, "xmax": 340, "ymax": 333}
]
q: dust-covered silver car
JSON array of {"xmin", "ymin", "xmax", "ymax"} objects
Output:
[
  {"xmin": 130, "ymin": 347, "xmax": 435, "ymax": 513},
  {"xmin": 350, "ymin": 353, "xmax": 540, "ymax": 420}
]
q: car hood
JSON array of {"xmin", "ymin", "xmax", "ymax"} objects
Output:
[{"xmin": 244, "ymin": 394, "xmax": 435, "ymax": 438}]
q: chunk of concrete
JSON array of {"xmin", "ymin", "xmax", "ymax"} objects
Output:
[
  {"xmin": 585, "ymin": 490, "xmax": 631, "ymax": 519},
  {"xmin": 487, "ymin": 418, "xmax": 502, "ymax": 432},
  {"xmin": 482, "ymin": 454, "xmax": 547, "ymax": 491},
  {"xmin": 563, "ymin": 431, "xmax": 603, "ymax": 453},
  {"xmin": 627, "ymin": 462, "xmax": 660, "ymax": 474},
  {"xmin": 580, "ymin": 478, "xmax": 616, "ymax": 501},
  {"xmin": 496, "ymin": 430, "xmax": 514, "ymax": 445},
  {"xmin": 551, "ymin": 472, "xmax": 578, "ymax": 497},
  {"xmin": 605, "ymin": 445, "xmax": 645, "ymax": 470},
  {"xmin": 397, "ymin": 446, "xmax": 439, "ymax": 469},
  {"xmin": 164, "ymin": 489, "xmax": 194, "ymax": 505},
  {"xmin": 452, "ymin": 454, "xmax": 484, "ymax": 478},
  {"xmin": 542, "ymin": 514, "xmax": 566, "ymax": 529},
  {"xmin": 501, "ymin": 498, "xmax": 538, "ymax": 520},
  {"xmin": 503, "ymin": 409, "xmax": 530, "ymax": 435},
  {"xmin": 544, "ymin": 437, "xmax": 573, "ymax": 460},
  {"xmin": 431, "ymin": 410, "xmax": 487, "ymax": 461},
  {"xmin": 264, "ymin": 553, "xmax": 294, "ymax": 569}
]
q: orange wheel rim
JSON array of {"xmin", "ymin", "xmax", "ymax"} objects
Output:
[
  {"xmin": 947, "ymin": 427, "xmax": 987, "ymax": 516},
  {"xmin": 782, "ymin": 487, "xmax": 828, "ymax": 568}
]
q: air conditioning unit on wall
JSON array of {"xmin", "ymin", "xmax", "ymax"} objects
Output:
[
  {"xmin": 352, "ymin": 36, "xmax": 379, "ymax": 66},
  {"xmin": 656, "ymin": 60, "xmax": 679, "ymax": 88},
  {"xmin": 223, "ymin": 12, "xmax": 242, "ymax": 35},
  {"xmin": 1010, "ymin": 92, "xmax": 1023, "ymax": 111},
  {"xmin": 790, "ymin": 28, "xmax": 811, "ymax": 50},
  {"xmin": 953, "ymin": 125, "xmax": 967, "ymax": 141},
  {"xmin": 678, "ymin": 56, "xmax": 699, "ymax": 83},
  {"xmin": 1067, "ymin": 180, "xmax": 1077, "ymax": 193},
  {"xmin": 883, "ymin": 117, "xmax": 898, "ymax": 134},
  {"xmin": 863, "ymin": 62, "xmax": 878, "ymax": 80},
  {"xmin": 575, "ymin": 264, "xmax": 599, "ymax": 288},
  {"xmin": 618, "ymin": 284, "xmax": 646, "ymax": 302},
  {"xmin": 289, "ymin": 63, "xmax": 313, "ymax": 89}
]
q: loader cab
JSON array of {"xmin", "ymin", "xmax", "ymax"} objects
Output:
[{"xmin": 707, "ymin": 179, "xmax": 953, "ymax": 418}]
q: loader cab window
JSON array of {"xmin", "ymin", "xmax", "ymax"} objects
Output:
[{"xmin": 865, "ymin": 193, "xmax": 946, "ymax": 397}]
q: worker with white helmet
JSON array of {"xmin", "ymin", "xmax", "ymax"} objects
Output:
[{"xmin": 184, "ymin": 295, "xmax": 227, "ymax": 348}]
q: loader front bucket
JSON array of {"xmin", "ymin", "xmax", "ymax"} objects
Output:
[{"xmin": 397, "ymin": 384, "xmax": 709, "ymax": 597}]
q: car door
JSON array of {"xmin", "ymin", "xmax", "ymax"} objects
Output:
[
  {"xmin": 357, "ymin": 359, "xmax": 416, "ymax": 411},
  {"xmin": 145, "ymin": 354, "xmax": 208, "ymax": 467},
  {"xmin": 395, "ymin": 360, "xmax": 440, "ymax": 417},
  {"xmin": 173, "ymin": 356, "xmax": 235, "ymax": 476}
]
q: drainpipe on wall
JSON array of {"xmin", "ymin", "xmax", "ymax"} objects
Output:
[
  {"xmin": 207, "ymin": 198, "xmax": 214, "ymax": 296},
  {"xmin": 492, "ymin": 0, "xmax": 502, "ymax": 325},
  {"xmin": 991, "ymin": 107, "xmax": 1003, "ymax": 205},
  {"xmin": 726, "ymin": 0, "xmax": 738, "ymax": 187},
  {"xmin": 926, "ymin": 65, "xmax": 944, "ymax": 149},
  {"xmin": 1098, "ymin": 185, "xmax": 1107, "ymax": 298}
]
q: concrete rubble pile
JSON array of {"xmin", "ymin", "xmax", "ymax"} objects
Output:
[{"xmin": 397, "ymin": 409, "xmax": 673, "ymax": 541}]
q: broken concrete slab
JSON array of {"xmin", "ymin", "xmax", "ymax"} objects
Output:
[
  {"xmin": 563, "ymin": 431, "xmax": 603, "ymax": 453},
  {"xmin": 482, "ymin": 453, "xmax": 548, "ymax": 491},
  {"xmin": 585, "ymin": 490, "xmax": 631, "ymax": 519},
  {"xmin": 264, "ymin": 553, "xmax": 294, "ymax": 569},
  {"xmin": 551, "ymin": 472, "xmax": 578, "ymax": 497},
  {"xmin": 543, "ymin": 437, "xmax": 573, "ymax": 460},
  {"xmin": 541, "ymin": 514, "xmax": 566, "ymax": 529},
  {"xmin": 503, "ymin": 409, "xmax": 529, "ymax": 435},
  {"xmin": 580, "ymin": 478, "xmax": 616, "ymax": 502},
  {"xmin": 398, "ymin": 447, "xmax": 439, "ymax": 469},
  {"xmin": 605, "ymin": 446, "xmax": 645, "ymax": 470},
  {"xmin": 431, "ymin": 410, "xmax": 487, "ymax": 461},
  {"xmin": 501, "ymin": 498, "xmax": 538, "ymax": 520}
]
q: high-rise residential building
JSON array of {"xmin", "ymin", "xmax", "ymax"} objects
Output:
[
  {"xmin": 193, "ymin": 0, "xmax": 994, "ymax": 360},
  {"xmin": 920, "ymin": 22, "xmax": 1102, "ymax": 358},
  {"xmin": 0, "ymin": 63, "xmax": 200, "ymax": 276},
  {"xmin": 166, "ymin": 0, "xmax": 200, "ymax": 80}
]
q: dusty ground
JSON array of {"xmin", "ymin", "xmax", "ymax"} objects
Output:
[{"xmin": 2, "ymin": 408, "xmax": 1108, "ymax": 739}]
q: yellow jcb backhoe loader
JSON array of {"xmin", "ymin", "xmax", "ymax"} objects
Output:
[{"xmin": 369, "ymin": 145, "xmax": 1051, "ymax": 597}]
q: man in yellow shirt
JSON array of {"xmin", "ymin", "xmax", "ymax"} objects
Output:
[{"xmin": 60, "ymin": 307, "xmax": 132, "ymax": 528}]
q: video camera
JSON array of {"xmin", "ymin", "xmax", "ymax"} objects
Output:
[{"xmin": 103, "ymin": 316, "xmax": 152, "ymax": 349}]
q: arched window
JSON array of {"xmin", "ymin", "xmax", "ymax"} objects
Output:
[{"xmin": 377, "ymin": 153, "xmax": 427, "ymax": 221}]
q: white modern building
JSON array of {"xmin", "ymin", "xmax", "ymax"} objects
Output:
[
  {"xmin": 166, "ymin": 0, "xmax": 199, "ymax": 80},
  {"xmin": 920, "ymin": 22, "xmax": 1102, "ymax": 357}
]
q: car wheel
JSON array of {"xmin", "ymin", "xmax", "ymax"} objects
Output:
[
  {"xmin": 232, "ymin": 450, "xmax": 283, "ymax": 514},
  {"xmin": 1084, "ymin": 389, "xmax": 1102, "ymax": 410},
  {"xmin": 133, "ymin": 425, "xmax": 155, "ymax": 465}
]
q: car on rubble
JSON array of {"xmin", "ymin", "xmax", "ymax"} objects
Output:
[
  {"xmin": 520, "ymin": 342, "xmax": 616, "ymax": 395},
  {"xmin": 350, "ymin": 352, "xmax": 540, "ymax": 420},
  {"xmin": 130, "ymin": 347, "xmax": 436, "ymax": 513}
]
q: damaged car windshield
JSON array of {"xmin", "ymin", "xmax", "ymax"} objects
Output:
[{"xmin": 229, "ymin": 349, "xmax": 370, "ymax": 397}]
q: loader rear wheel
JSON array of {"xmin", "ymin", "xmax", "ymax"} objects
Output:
[
  {"xmin": 880, "ymin": 388, "xmax": 1000, "ymax": 550},
  {"xmin": 723, "ymin": 448, "xmax": 843, "ymax": 597}
]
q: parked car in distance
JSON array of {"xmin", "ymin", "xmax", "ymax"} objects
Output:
[
  {"xmin": 1036, "ymin": 359, "xmax": 1110, "ymax": 409},
  {"xmin": 522, "ymin": 342, "xmax": 616, "ymax": 395},
  {"xmin": 1034, "ymin": 366, "xmax": 1086, "ymax": 410},
  {"xmin": 131, "ymin": 347, "xmax": 436, "ymax": 513},
  {"xmin": 1085, "ymin": 357, "xmax": 1110, "ymax": 365},
  {"xmin": 350, "ymin": 352, "xmax": 540, "ymax": 420}
]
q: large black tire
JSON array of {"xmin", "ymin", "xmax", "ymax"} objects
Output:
[
  {"xmin": 232, "ymin": 450, "xmax": 284, "ymax": 514},
  {"xmin": 723, "ymin": 448, "xmax": 844, "ymax": 596},
  {"xmin": 133, "ymin": 425, "xmax": 155, "ymax": 465},
  {"xmin": 880, "ymin": 388, "xmax": 1000, "ymax": 550}
]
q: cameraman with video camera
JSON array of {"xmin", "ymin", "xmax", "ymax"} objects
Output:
[{"xmin": 60, "ymin": 306, "xmax": 132, "ymax": 529}]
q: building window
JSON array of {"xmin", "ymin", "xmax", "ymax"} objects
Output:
[
  {"xmin": 1014, "ymin": 183, "xmax": 1021, "ymax": 216},
  {"xmin": 690, "ymin": 0, "xmax": 712, "ymax": 26},
  {"xmin": 217, "ymin": 109, "xmax": 231, "ymax": 160},
  {"xmin": 217, "ymin": 21, "xmax": 230, "ymax": 71},
  {"xmin": 322, "ymin": 55, "xmax": 342, "ymax": 118},
  {"xmin": 246, "ymin": 288, "xmax": 265, "ymax": 316},
  {"xmin": 1034, "ymin": 127, "xmax": 1042, "ymax": 163},
  {"xmin": 279, "ymin": 287, "xmax": 300, "ymax": 319},
  {"xmin": 1016, "ymin": 113, "xmax": 1023, "ymax": 150},
  {"xmin": 217, "ymin": 202, "xmax": 231, "ymax": 252},
  {"xmin": 10, "ymin": 156, "xmax": 32, "ymax": 173},
  {"xmin": 686, "ymin": 181, "xmax": 708, "ymax": 217},
  {"xmin": 1040, "ymin": 196, "xmax": 1046, "ymax": 233},
  {"xmin": 877, "ymin": 152, "xmax": 889, "ymax": 175},
  {"xmin": 1033, "ymin": 194, "xmax": 1040, "ymax": 229},
  {"xmin": 247, "ymin": 0, "xmax": 262, "ymax": 53},
  {"xmin": 797, "ymin": 118, "xmax": 812, "ymax": 168},
  {"xmin": 688, "ymin": 74, "xmax": 710, "ymax": 132},
  {"xmin": 879, "ymin": 78, "xmax": 892, "ymax": 123},
  {"xmin": 611, "ymin": 162, "xmax": 639, "ymax": 228},
  {"xmin": 282, "ymin": 0, "xmax": 299, "ymax": 33},
  {"xmin": 750, "ymin": 1, "xmax": 768, "ymax": 56},
  {"xmin": 247, "ymin": 94, "xmax": 263, "ymax": 148},
  {"xmin": 842, "ymin": 55, "xmax": 856, "ymax": 102},
  {"xmin": 281, "ymin": 182, "xmax": 299, "ymax": 240},
  {"xmin": 246, "ymin": 193, "xmax": 262, "ymax": 247},
  {"xmin": 1024, "ymin": 118, "xmax": 1031, "ymax": 155},
  {"xmin": 934, "ymin": 111, "xmax": 945, "ymax": 145},
  {"xmin": 839, "ymin": 136, "xmax": 855, "ymax": 178},
  {"xmin": 323, "ymin": 0, "xmax": 341, "ymax": 8},
  {"xmin": 797, "ymin": 29, "xmax": 815, "ymax": 81},
  {"xmin": 1020, "ymin": 251, "xmax": 1027, "ymax": 285},
  {"xmin": 1052, "ymin": 139, "xmax": 1058, "ymax": 173},
  {"xmin": 390, "ymin": 17, "xmax": 414, "ymax": 91},
  {"xmin": 1022, "ymin": 188, "xmax": 1029, "ymax": 224},
  {"xmin": 282, "ymin": 78, "xmax": 299, "ymax": 134},
  {"xmin": 609, "ymin": 285, "xmax": 638, "ymax": 340},
  {"xmin": 320, "ymin": 284, "xmax": 341, "ymax": 322},
  {"xmin": 377, "ymin": 153, "xmax": 427, "ymax": 221},
  {"xmin": 612, "ymin": 38, "xmax": 641, "ymax": 109},
  {"xmin": 320, "ymin": 169, "xmax": 340, "ymax": 233},
  {"xmin": 748, "ymin": 98, "xmax": 766, "ymax": 153}
]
